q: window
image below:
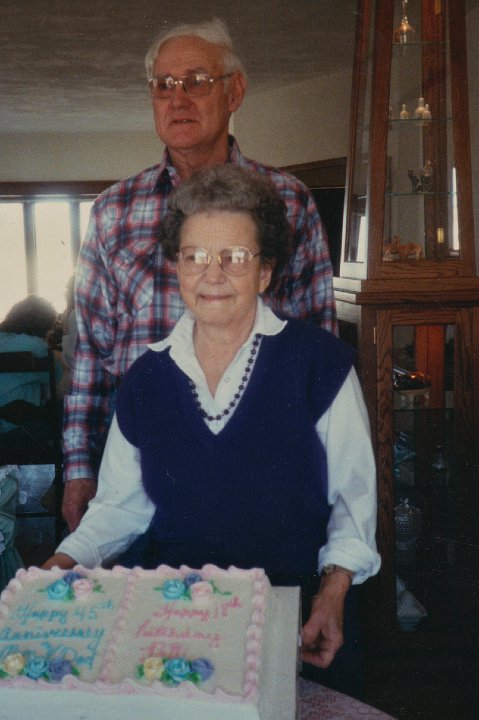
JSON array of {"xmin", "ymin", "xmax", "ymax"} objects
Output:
[
  {"xmin": 0, "ymin": 182, "xmax": 111, "ymax": 319},
  {"xmin": 0, "ymin": 203, "xmax": 28, "ymax": 317}
]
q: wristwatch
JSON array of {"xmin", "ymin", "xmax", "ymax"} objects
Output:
[{"xmin": 322, "ymin": 564, "xmax": 354, "ymax": 583}]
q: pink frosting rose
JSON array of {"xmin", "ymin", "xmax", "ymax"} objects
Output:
[
  {"xmin": 72, "ymin": 578, "xmax": 94, "ymax": 599},
  {"xmin": 190, "ymin": 581, "xmax": 214, "ymax": 602}
]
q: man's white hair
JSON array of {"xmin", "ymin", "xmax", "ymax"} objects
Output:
[{"xmin": 145, "ymin": 17, "xmax": 245, "ymax": 79}]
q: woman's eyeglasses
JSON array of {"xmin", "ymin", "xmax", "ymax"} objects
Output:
[
  {"xmin": 176, "ymin": 246, "xmax": 261, "ymax": 276},
  {"xmin": 148, "ymin": 72, "xmax": 234, "ymax": 99}
]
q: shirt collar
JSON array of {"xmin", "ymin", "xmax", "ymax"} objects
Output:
[
  {"xmin": 152, "ymin": 148, "xmax": 179, "ymax": 192},
  {"xmin": 153, "ymin": 135, "xmax": 242, "ymax": 193},
  {"xmin": 148, "ymin": 297, "xmax": 287, "ymax": 356}
]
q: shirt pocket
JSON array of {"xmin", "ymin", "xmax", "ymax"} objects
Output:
[{"xmin": 114, "ymin": 238, "xmax": 158, "ymax": 316}]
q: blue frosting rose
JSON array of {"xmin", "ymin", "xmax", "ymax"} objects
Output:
[
  {"xmin": 47, "ymin": 659, "xmax": 74, "ymax": 682},
  {"xmin": 183, "ymin": 573, "xmax": 203, "ymax": 588},
  {"xmin": 161, "ymin": 579, "xmax": 186, "ymax": 600},
  {"xmin": 47, "ymin": 579, "xmax": 72, "ymax": 601},
  {"xmin": 190, "ymin": 658, "xmax": 214, "ymax": 682},
  {"xmin": 163, "ymin": 658, "xmax": 191, "ymax": 684},
  {"xmin": 25, "ymin": 656, "xmax": 49, "ymax": 681},
  {"xmin": 63, "ymin": 571, "xmax": 85, "ymax": 585}
]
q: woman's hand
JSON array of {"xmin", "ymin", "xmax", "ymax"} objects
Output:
[
  {"xmin": 62, "ymin": 477, "xmax": 96, "ymax": 531},
  {"xmin": 301, "ymin": 571, "xmax": 350, "ymax": 669}
]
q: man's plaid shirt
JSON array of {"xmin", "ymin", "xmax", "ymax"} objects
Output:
[{"xmin": 63, "ymin": 138, "xmax": 337, "ymax": 481}]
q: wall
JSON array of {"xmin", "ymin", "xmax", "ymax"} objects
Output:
[
  {"xmin": 0, "ymin": 69, "xmax": 353, "ymax": 182},
  {"xmin": 235, "ymin": 71, "xmax": 352, "ymax": 167},
  {"xmin": 0, "ymin": 130, "xmax": 163, "ymax": 182}
]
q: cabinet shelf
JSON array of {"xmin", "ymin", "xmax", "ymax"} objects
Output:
[
  {"xmin": 393, "ymin": 406, "xmax": 454, "ymax": 414},
  {"xmin": 388, "ymin": 117, "xmax": 452, "ymax": 126},
  {"xmin": 387, "ymin": 191, "xmax": 454, "ymax": 197},
  {"xmin": 392, "ymin": 40, "xmax": 449, "ymax": 48}
]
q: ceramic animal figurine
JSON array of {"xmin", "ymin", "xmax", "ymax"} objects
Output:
[{"xmin": 383, "ymin": 235, "xmax": 423, "ymax": 261}]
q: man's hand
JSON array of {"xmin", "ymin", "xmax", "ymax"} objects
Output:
[
  {"xmin": 301, "ymin": 571, "xmax": 350, "ymax": 669},
  {"xmin": 62, "ymin": 478, "xmax": 97, "ymax": 532}
]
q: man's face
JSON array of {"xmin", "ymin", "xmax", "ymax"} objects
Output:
[{"xmin": 151, "ymin": 36, "xmax": 244, "ymax": 156}]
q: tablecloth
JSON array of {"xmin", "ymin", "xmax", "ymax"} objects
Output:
[{"xmin": 300, "ymin": 679, "xmax": 396, "ymax": 719}]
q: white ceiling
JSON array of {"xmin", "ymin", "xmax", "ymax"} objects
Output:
[{"xmin": 0, "ymin": 0, "xmax": 359, "ymax": 134}]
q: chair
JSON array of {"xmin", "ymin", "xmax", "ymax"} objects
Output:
[
  {"xmin": 0, "ymin": 349, "xmax": 64, "ymax": 545},
  {"xmin": 0, "ymin": 467, "xmax": 24, "ymax": 591}
]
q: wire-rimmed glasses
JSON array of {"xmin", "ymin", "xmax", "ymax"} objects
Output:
[
  {"xmin": 149, "ymin": 71, "xmax": 234, "ymax": 99},
  {"xmin": 176, "ymin": 246, "xmax": 261, "ymax": 276}
]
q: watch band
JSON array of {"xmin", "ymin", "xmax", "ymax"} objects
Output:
[{"xmin": 322, "ymin": 564, "xmax": 354, "ymax": 583}]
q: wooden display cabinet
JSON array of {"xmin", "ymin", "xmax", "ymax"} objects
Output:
[{"xmin": 335, "ymin": 0, "xmax": 479, "ymax": 649}]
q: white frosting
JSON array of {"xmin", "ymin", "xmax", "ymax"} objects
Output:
[{"xmin": 0, "ymin": 564, "xmax": 300, "ymax": 720}]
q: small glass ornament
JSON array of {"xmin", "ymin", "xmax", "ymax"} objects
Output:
[
  {"xmin": 431, "ymin": 442, "xmax": 450, "ymax": 487},
  {"xmin": 420, "ymin": 160, "xmax": 433, "ymax": 192},
  {"xmin": 400, "ymin": 103, "xmax": 409, "ymax": 119},
  {"xmin": 408, "ymin": 169, "xmax": 421, "ymax": 193},
  {"xmin": 394, "ymin": 0, "xmax": 416, "ymax": 44},
  {"xmin": 414, "ymin": 97, "xmax": 426, "ymax": 119},
  {"xmin": 395, "ymin": 498, "xmax": 422, "ymax": 549},
  {"xmin": 431, "ymin": 443, "xmax": 447, "ymax": 470},
  {"xmin": 422, "ymin": 103, "xmax": 432, "ymax": 121}
]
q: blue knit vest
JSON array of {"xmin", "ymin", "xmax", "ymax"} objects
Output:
[{"xmin": 116, "ymin": 319, "xmax": 355, "ymax": 575}]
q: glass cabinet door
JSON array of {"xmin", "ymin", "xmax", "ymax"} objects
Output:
[
  {"xmin": 381, "ymin": 310, "xmax": 477, "ymax": 635},
  {"xmin": 339, "ymin": 0, "xmax": 475, "ymax": 280},
  {"xmin": 393, "ymin": 322, "xmax": 454, "ymax": 632},
  {"xmin": 386, "ymin": 0, "xmax": 457, "ymax": 264}
]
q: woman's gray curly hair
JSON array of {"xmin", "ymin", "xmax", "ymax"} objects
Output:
[{"xmin": 160, "ymin": 164, "xmax": 291, "ymax": 288}]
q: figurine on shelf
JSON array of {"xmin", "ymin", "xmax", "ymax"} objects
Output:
[
  {"xmin": 420, "ymin": 160, "xmax": 433, "ymax": 192},
  {"xmin": 414, "ymin": 96, "xmax": 426, "ymax": 119},
  {"xmin": 408, "ymin": 162, "xmax": 433, "ymax": 193},
  {"xmin": 394, "ymin": 0, "xmax": 416, "ymax": 44},
  {"xmin": 399, "ymin": 103, "xmax": 409, "ymax": 119},
  {"xmin": 422, "ymin": 103, "xmax": 432, "ymax": 121},
  {"xmin": 393, "ymin": 430, "xmax": 416, "ymax": 476},
  {"xmin": 431, "ymin": 442, "xmax": 450, "ymax": 488},
  {"xmin": 396, "ymin": 576, "xmax": 427, "ymax": 631},
  {"xmin": 395, "ymin": 498, "xmax": 423, "ymax": 549},
  {"xmin": 393, "ymin": 368, "xmax": 430, "ymax": 390},
  {"xmin": 407, "ymin": 169, "xmax": 421, "ymax": 193},
  {"xmin": 383, "ymin": 235, "xmax": 423, "ymax": 261}
]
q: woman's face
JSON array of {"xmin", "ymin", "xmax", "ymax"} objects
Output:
[{"xmin": 177, "ymin": 210, "xmax": 272, "ymax": 334}]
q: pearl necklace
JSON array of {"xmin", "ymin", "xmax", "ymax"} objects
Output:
[{"xmin": 189, "ymin": 334, "xmax": 262, "ymax": 423}]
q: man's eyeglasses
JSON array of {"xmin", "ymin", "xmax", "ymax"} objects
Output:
[
  {"xmin": 148, "ymin": 72, "xmax": 234, "ymax": 99},
  {"xmin": 176, "ymin": 246, "xmax": 261, "ymax": 276}
]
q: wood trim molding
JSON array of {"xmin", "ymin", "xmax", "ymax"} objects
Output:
[
  {"xmin": 282, "ymin": 157, "xmax": 347, "ymax": 189},
  {"xmin": 0, "ymin": 181, "xmax": 114, "ymax": 199}
]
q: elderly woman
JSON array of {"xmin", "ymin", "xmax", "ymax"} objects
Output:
[{"xmin": 45, "ymin": 165, "xmax": 380, "ymax": 689}]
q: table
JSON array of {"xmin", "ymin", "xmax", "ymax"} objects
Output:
[{"xmin": 300, "ymin": 679, "xmax": 396, "ymax": 719}]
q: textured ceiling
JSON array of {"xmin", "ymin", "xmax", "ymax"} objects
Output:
[{"xmin": 0, "ymin": 0, "xmax": 359, "ymax": 134}]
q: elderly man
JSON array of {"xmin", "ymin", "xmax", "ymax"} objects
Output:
[{"xmin": 63, "ymin": 18, "xmax": 337, "ymax": 531}]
